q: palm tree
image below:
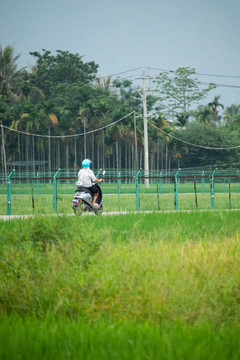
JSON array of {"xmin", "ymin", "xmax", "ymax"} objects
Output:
[
  {"xmin": 208, "ymin": 95, "xmax": 224, "ymax": 123},
  {"xmin": 0, "ymin": 44, "xmax": 21, "ymax": 96},
  {"xmin": 150, "ymin": 116, "xmax": 173, "ymax": 172},
  {"xmin": 175, "ymin": 112, "xmax": 189, "ymax": 127},
  {"xmin": 194, "ymin": 105, "xmax": 212, "ymax": 124},
  {"xmin": 95, "ymin": 75, "xmax": 112, "ymax": 91},
  {"xmin": 47, "ymin": 113, "xmax": 58, "ymax": 172},
  {"xmin": 10, "ymin": 112, "xmax": 29, "ymax": 173},
  {"xmin": 173, "ymin": 142, "xmax": 188, "ymax": 169},
  {"xmin": 77, "ymin": 108, "xmax": 89, "ymax": 159}
]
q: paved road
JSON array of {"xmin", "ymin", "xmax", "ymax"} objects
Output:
[
  {"xmin": 0, "ymin": 208, "xmax": 240, "ymax": 221},
  {"xmin": 0, "ymin": 211, "xmax": 160, "ymax": 221}
]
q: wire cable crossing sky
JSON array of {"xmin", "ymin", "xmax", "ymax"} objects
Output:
[
  {"xmin": 1, "ymin": 0, "xmax": 240, "ymax": 107},
  {"xmin": 2, "ymin": 111, "xmax": 240, "ymax": 151},
  {"xmin": 148, "ymin": 120, "xmax": 240, "ymax": 150},
  {"xmin": 0, "ymin": 112, "xmax": 135, "ymax": 138}
]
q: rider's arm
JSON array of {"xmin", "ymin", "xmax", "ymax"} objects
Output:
[{"xmin": 88, "ymin": 170, "xmax": 103, "ymax": 183}]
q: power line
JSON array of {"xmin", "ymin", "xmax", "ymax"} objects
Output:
[
  {"xmin": 147, "ymin": 67, "xmax": 240, "ymax": 79},
  {"xmin": 100, "ymin": 67, "xmax": 142, "ymax": 79},
  {"xmin": 1, "ymin": 111, "xmax": 134, "ymax": 139},
  {"xmin": 101, "ymin": 66, "xmax": 240, "ymax": 90},
  {"xmin": 106, "ymin": 70, "xmax": 240, "ymax": 90},
  {"xmin": 148, "ymin": 120, "xmax": 240, "ymax": 150},
  {"xmin": 144, "ymin": 74, "xmax": 240, "ymax": 90},
  {"xmin": 200, "ymin": 82, "xmax": 240, "ymax": 89}
]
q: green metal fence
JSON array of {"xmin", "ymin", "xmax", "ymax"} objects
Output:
[{"xmin": 1, "ymin": 168, "xmax": 240, "ymax": 216}]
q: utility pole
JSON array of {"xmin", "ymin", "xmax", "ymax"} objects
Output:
[
  {"xmin": 142, "ymin": 68, "xmax": 149, "ymax": 187},
  {"xmin": 133, "ymin": 111, "xmax": 138, "ymax": 170}
]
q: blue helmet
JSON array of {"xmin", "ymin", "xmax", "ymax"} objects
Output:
[{"xmin": 82, "ymin": 159, "xmax": 91, "ymax": 168}]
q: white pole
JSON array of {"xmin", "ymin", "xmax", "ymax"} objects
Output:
[{"xmin": 142, "ymin": 68, "xmax": 149, "ymax": 187}]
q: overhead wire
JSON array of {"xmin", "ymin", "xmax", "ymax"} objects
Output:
[
  {"xmin": 199, "ymin": 82, "xmax": 240, "ymax": 89},
  {"xmin": 2, "ymin": 108, "xmax": 240, "ymax": 151},
  {"xmin": 2, "ymin": 67, "xmax": 240, "ymax": 149},
  {"xmin": 100, "ymin": 67, "xmax": 142, "ymax": 79},
  {"xmin": 146, "ymin": 67, "xmax": 240, "ymax": 79},
  {"xmin": 100, "ymin": 66, "xmax": 240, "ymax": 89},
  {"xmin": 0, "ymin": 111, "xmax": 135, "ymax": 139},
  {"xmin": 147, "ymin": 119, "xmax": 240, "ymax": 150},
  {"xmin": 114, "ymin": 70, "xmax": 240, "ymax": 151},
  {"xmin": 144, "ymin": 74, "xmax": 240, "ymax": 90}
]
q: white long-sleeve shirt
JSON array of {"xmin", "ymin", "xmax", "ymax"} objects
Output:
[{"xmin": 77, "ymin": 168, "xmax": 96, "ymax": 187}]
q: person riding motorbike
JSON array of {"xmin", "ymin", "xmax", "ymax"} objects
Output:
[{"xmin": 77, "ymin": 159, "xmax": 103, "ymax": 207}]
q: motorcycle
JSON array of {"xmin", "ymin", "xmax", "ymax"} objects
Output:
[{"xmin": 72, "ymin": 171, "xmax": 105, "ymax": 216}]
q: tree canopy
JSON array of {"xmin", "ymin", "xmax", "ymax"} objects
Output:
[
  {"xmin": 1, "ymin": 45, "xmax": 240, "ymax": 174},
  {"xmin": 153, "ymin": 67, "xmax": 216, "ymax": 117}
]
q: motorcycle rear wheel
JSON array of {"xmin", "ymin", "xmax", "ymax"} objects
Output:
[
  {"xmin": 73, "ymin": 204, "xmax": 83, "ymax": 216},
  {"xmin": 94, "ymin": 204, "xmax": 103, "ymax": 215}
]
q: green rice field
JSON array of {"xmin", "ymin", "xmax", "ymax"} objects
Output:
[{"xmin": 0, "ymin": 211, "xmax": 240, "ymax": 359}]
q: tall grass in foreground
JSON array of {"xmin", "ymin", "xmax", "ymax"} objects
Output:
[
  {"xmin": 0, "ymin": 211, "xmax": 240, "ymax": 359},
  {"xmin": 0, "ymin": 315, "xmax": 240, "ymax": 360},
  {"xmin": 0, "ymin": 211, "xmax": 240, "ymax": 324}
]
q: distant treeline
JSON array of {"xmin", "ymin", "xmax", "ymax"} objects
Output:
[{"xmin": 1, "ymin": 45, "xmax": 240, "ymax": 174}]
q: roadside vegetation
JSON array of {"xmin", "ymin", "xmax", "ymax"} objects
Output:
[{"xmin": 0, "ymin": 211, "xmax": 240, "ymax": 359}]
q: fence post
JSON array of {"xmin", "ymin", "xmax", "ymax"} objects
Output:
[
  {"xmin": 53, "ymin": 169, "xmax": 61, "ymax": 213},
  {"xmin": 201, "ymin": 171, "xmax": 205, "ymax": 194},
  {"xmin": 229, "ymin": 178, "xmax": 231, "ymax": 208},
  {"xmin": 194, "ymin": 177, "xmax": 198, "ymax": 208},
  {"xmin": 211, "ymin": 169, "xmax": 217, "ymax": 209},
  {"xmin": 36, "ymin": 172, "xmax": 40, "ymax": 195},
  {"xmin": 159, "ymin": 171, "xmax": 163, "ymax": 194},
  {"xmin": 31, "ymin": 178, "xmax": 35, "ymax": 211},
  {"xmin": 118, "ymin": 171, "xmax": 121, "ymax": 212},
  {"xmin": 174, "ymin": 168, "xmax": 181, "ymax": 210},
  {"xmin": 7, "ymin": 169, "xmax": 15, "ymax": 215},
  {"xmin": 157, "ymin": 184, "xmax": 160, "ymax": 210},
  {"xmin": 136, "ymin": 169, "xmax": 142, "ymax": 211}
]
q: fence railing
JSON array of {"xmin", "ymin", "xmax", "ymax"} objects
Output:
[{"xmin": 1, "ymin": 168, "xmax": 240, "ymax": 216}]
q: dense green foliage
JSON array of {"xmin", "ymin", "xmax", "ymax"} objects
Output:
[
  {"xmin": 1, "ymin": 44, "xmax": 240, "ymax": 174},
  {"xmin": 172, "ymin": 122, "xmax": 240, "ymax": 167}
]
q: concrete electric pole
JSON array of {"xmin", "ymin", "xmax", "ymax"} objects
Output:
[{"xmin": 142, "ymin": 68, "xmax": 149, "ymax": 187}]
